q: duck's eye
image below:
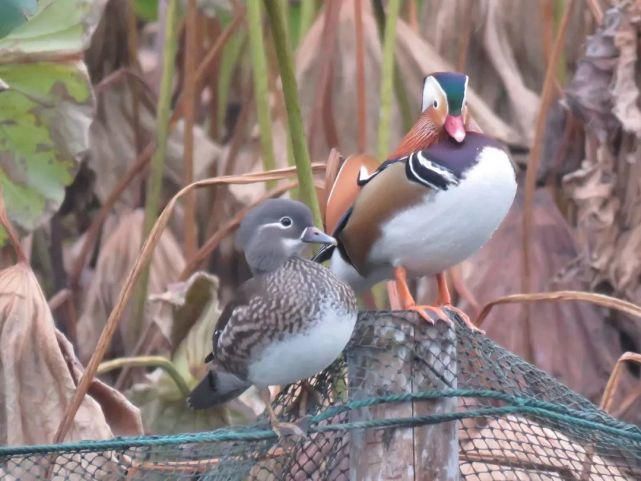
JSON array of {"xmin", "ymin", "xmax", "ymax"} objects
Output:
[
  {"xmin": 433, "ymin": 99, "xmax": 438, "ymax": 109},
  {"xmin": 279, "ymin": 216, "xmax": 293, "ymax": 227}
]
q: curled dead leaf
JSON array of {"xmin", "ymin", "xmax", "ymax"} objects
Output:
[
  {"xmin": 150, "ymin": 271, "xmax": 221, "ymax": 360},
  {"xmin": 558, "ymin": 2, "xmax": 641, "ymax": 422},
  {"xmin": 0, "ymin": 262, "xmax": 142, "ymax": 446},
  {"xmin": 90, "ymin": 83, "xmax": 222, "ymax": 211},
  {"xmin": 130, "ymin": 271, "xmax": 255, "ymax": 434},
  {"xmin": 76, "ymin": 209, "xmax": 186, "ymax": 363},
  {"xmin": 611, "ymin": 4, "xmax": 641, "ymax": 137},
  {"xmin": 565, "ymin": 7, "xmax": 623, "ymax": 142}
]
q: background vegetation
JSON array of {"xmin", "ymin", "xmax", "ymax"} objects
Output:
[{"xmin": 0, "ymin": 0, "xmax": 640, "ymax": 444}]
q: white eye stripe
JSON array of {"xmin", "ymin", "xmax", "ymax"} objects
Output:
[
  {"xmin": 259, "ymin": 221, "xmax": 291, "ymax": 231},
  {"xmin": 421, "ymin": 76, "xmax": 448, "ymax": 113}
]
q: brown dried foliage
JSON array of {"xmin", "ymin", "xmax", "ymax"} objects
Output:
[
  {"xmin": 77, "ymin": 209, "xmax": 186, "ymax": 363},
  {"xmin": 558, "ymin": 1, "xmax": 641, "ymax": 419},
  {"xmin": 0, "ymin": 262, "xmax": 142, "ymax": 445}
]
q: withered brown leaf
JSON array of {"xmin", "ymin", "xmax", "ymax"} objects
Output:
[{"xmin": 0, "ymin": 262, "xmax": 142, "ymax": 445}]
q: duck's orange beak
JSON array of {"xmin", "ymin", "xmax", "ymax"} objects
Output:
[{"xmin": 444, "ymin": 115, "xmax": 466, "ymax": 143}]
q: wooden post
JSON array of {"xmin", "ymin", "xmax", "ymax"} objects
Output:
[{"xmin": 348, "ymin": 310, "xmax": 459, "ymax": 481}]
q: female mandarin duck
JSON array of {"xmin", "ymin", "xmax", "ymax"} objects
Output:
[{"xmin": 320, "ymin": 72, "xmax": 517, "ymax": 330}]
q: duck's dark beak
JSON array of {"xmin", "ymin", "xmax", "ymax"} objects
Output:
[
  {"xmin": 301, "ymin": 227, "xmax": 337, "ymax": 246},
  {"xmin": 444, "ymin": 115, "xmax": 466, "ymax": 143}
]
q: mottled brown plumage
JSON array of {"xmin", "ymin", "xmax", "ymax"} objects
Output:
[
  {"xmin": 212, "ymin": 256, "xmax": 357, "ymax": 379},
  {"xmin": 187, "ymin": 200, "xmax": 358, "ymax": 434}
]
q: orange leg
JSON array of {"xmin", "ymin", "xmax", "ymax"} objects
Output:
[
  {"xmin": 436, "ymin": 272, "xmax": 483, "ymax": 333},
  {"xmin": 394, "ymin": 267, "xmax": 453, "ymax": 326}
]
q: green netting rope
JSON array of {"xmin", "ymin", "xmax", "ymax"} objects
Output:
[{"xmin": 2, "ymin": 388, "xmax": 640, "ymax": 458}]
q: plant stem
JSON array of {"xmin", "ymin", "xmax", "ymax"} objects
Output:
[
  {"xmin": 183, "ymin": 0, "xmax": 198, "ymax": 259},
  {"xmin": 247, "ymin": 0, "xmax": 277, "ymax": 188},
  {"xmin": 217, "ymin": 29, "xmax": 246, "ymax": 137},
  {"xmin": 277, "ymin": 0, "xmax": 291, "ymax": 44},
  {"xmin": 376, "ymin": 0, "xmax": 401, "ymax": 161},
  {"xmin": 134, "ymin": 0, "xmax": 180, "ymax": 337},
  {"xmin": 98, "ymin": 356, "xmax": 191, "ymax": 398},
  {"xmin": 354, "ymin": 0, "xmax": 367, "ymax": 151},
  {"xmin": 394, "ymin": 64, "xmax": 413, "ymax": 133},
  {"xmin": 522, "ymin": 0, "xmax": 574, "ymax": 296},
  {"xmin": 297, "ymin": 0, "xmax": 316, "ymax": 47},
  {"xmin": 264, "ymin": 0, "xmax": 322, "ymax": 226}
]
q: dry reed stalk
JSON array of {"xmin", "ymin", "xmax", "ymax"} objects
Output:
[
  {"xmin": 322, "ymin": 148, "xmax": 342, "ymax": 220},
  {"xmin": 600, "ymin": 352, "xmax": 641, "ymax": 413},
  {"xmin": 48, "ymin": 289, "xmax": 72, "ymax": 311},
  {"xmin": 456, "ymin": 0, "xmax": 473, "ymax": 71},
  {"xmin": 125, "ymin": 0, "xmax": 144, "ymax": 156},
  {"xmin": 586, "ymin": 0, "xmax": 604, "ymax": 24},
  {"xmin": 68, "ymin": 143, "xmax": 154, "ymax": 289},
  {"xmin": 171, "ymin": 9, "xmax": 246, "ymax": 125},
  {"xmin": 307, "ymin": 0, "xmax": 341, "ymax": 155},
  {"xmin": 247, "ymin": 0, "xmax": 277, "ymax": 187},
  {"xmin": 182, "ymin": 0, "xmax": 199, "ymax": 260},
  {"xmin": 476, "ymin": 290, "xmax": 641, "ymax": 327},
  {"xmin": 354, "ymin": 0, "xmax": 367, "ymax": 152},
  {"xmin": 376, "ymin": 0, "xmax": 401, "ymax": 161},
  {"xmin": 522, "ymin": 0, "xmax": 575, "ymax": 297}
]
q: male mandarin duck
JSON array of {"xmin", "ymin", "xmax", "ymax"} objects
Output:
[{"xmin": 320, "ymin": 72, "xmax": 517, "ymax": 330}]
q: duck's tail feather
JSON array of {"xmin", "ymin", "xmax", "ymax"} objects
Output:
[{"xmin": 186, "ymin": 370, "xmax": 250, "ymax": 409}]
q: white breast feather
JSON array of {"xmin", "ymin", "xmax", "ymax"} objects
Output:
[
  {"xmin": 369, "ymin": 145, "xmax": 516, "ymax": 277},
  {"xmin": 247, "ymin": 309, "xmax": 357, "ymax": 387}
]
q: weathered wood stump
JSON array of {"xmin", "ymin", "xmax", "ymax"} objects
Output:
[{"xmin": 347, "ymin": 310, "xmax": 459, "ymax": 481}]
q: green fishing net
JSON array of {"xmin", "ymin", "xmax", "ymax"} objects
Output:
[{"xmin": 2, "ymin": 312, "xmax": 640, "ymax": 480}]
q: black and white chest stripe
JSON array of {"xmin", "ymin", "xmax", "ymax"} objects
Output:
[
  {"xmin": 356, "ymin": 152, "xmax": 462, "ymax": 191},
  {"xmin": 404, "ymin": 150, "xmax": 461, "ymax": 190}
]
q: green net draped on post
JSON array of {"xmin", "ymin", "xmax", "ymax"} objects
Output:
[{"xmin": 2, "ymin": 312, "xmax": 641, "ymax": 480}]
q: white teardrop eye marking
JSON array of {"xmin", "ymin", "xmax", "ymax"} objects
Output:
[
  {"xmin": 421, "ymin": 75, "xmax": 447, "ymax": 113},
  {"xmin": 279, "ymin": 216, "xmax": 293, "ymax": 227}
]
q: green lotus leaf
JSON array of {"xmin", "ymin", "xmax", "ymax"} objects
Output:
[
  {"xmin": 0, "ymin": 0, "xmax": 105, "ymax": 61},
  {"xmin": 0, "ymin": 0, "xmax": 105, "ymax": 244},
  {"xmin": 0, "ymin": 0, "xmax": 39, "ymax": 40},
  {"xmin": 0, "ymin": 61, "xmax": 92, "ymax": 244}
]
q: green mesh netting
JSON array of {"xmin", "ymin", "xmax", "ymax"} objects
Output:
[{"xmin": 2, "ymin": 312, "xmax": 641, "ymax": 480}]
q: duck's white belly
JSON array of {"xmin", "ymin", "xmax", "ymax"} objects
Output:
[
  {"xmin": 247, "ymin": 309, "xmax": 357, "ymax": 387},
  {"xmin": 370, "ymin": 147, "xmax": 516, "ymax": 277}
]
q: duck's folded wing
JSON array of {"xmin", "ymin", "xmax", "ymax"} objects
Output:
[
  {"xmin": 324, "ymin": 153, "xmax": 380, "ymax": 235},
  {"xmin": 206, "ymin": 276, "xmax": 266, "ymax": 362}
]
